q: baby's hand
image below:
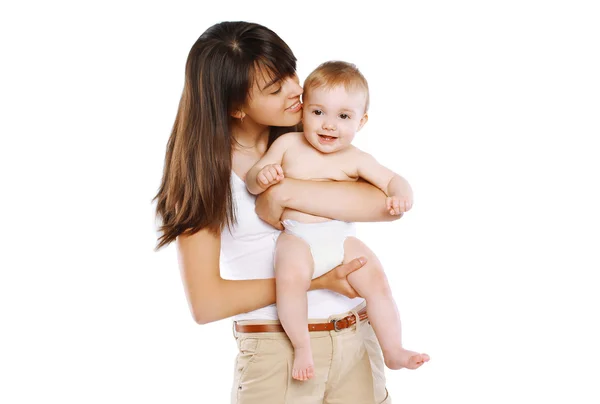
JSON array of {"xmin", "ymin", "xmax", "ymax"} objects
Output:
[
  {"xmin": 256, "ymin": 164, "xmax": 284, "ymax": 189},
  {"xmin": 386, "ymin": 195, "xmax": 413, "ymax": 215}
]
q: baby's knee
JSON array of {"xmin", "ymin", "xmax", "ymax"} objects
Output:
[
  {"xmin": 344, "ymin": 237, "xmax": 391, "ymax": 294},
  {"xmin": 365, "ymin": 262, "xmax": 391, "ymax": 291},
  {"xmin": 276, "ymin": 266, "xmax": 312, "ymax": 287},
  {"xmin": 344, "ymin": 237, "xmax": 383, "ymax": 269},
  {"xmin": 350, "ymin": 265, "xmax": 391, "ymax": 299}
]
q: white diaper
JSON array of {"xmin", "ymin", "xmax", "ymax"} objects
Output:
[{"xmin": 281, "ymin": 219, "xmax": 356, "ymax": 279}]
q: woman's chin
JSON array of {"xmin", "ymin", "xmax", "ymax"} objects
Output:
[{"xmin": 278, "ymin": 116, "xmax": 302, "ymax": 128}]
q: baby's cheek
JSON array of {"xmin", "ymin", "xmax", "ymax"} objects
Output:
[{"xmin": 302, "ymin": 116, "xmax": 316, "ymax": 132}]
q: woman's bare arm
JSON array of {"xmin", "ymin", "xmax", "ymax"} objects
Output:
[
  {"xmin": 177, "ymin": 229, "xmax": 276, "ymax": 324},
  {"xmin": 177, "ymin": 227, "xmax": 365, "ymax": 324},
  {"xmin": 255, "ymin": 178, "xmax": 403, "ymax": 229}
]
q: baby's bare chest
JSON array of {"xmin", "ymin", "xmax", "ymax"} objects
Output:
[{"xmin": 282, "ymin": 146, "xmax": 358, "ymax": 182}]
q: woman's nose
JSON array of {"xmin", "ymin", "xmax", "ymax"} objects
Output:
[{"xmin": 285, "ymin": 76, "xmax": 303, "ymax": 98}]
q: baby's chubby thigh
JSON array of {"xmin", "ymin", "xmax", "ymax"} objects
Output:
[
  {"xmin": 343, "ymin": 237, "xmax": 390, "ymax": 298},
  {"xmin": 274, "ymin": 232, "xmax": 315, "ymax": 289}
]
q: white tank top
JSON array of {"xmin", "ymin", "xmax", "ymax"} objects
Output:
[{"xmin": 220, "ymin": 172, "xmax": 364, "ymax": 321}]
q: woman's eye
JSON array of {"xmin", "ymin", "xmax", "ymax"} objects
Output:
[
  {"xmin": 339, "ymin": 113, "xmax": 350, "ymax": 119},
  {"xmin": 313, "ymin": 110, "xmax": 323, "ymax": 116},
  {"xmin": 271, "ymin": 87, "xmax": 282, "ymax": 95}
]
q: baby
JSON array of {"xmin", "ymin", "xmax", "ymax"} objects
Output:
[{"xmin": 246, "ymin": 61, "xmax": 429, "ymax": 381}]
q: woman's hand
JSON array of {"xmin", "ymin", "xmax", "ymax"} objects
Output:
[{"xmin": 311, "ymin": 257, "xmax": 366, "ymax": 298}]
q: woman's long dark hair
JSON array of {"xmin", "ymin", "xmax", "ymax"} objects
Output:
[{"xmin": 153, "ymin": 22, "xmax": 297, "ymax": 249}]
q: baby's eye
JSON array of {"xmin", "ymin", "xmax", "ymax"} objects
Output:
[
  {"xmin": 312, "ymin": 109, "xmax": 323, "ymax": 116},
  {"xmin": 339, "ymin": 113, "xmax": 350, "ymax": 119}
]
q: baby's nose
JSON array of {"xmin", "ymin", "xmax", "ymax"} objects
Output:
[{"xmin": 323, "ymin": 121, "xmax": 336, "ymax": 130}]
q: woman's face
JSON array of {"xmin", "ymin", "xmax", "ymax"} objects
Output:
[{"xmin": 242, "ymin": 69, "xmax": 303, "ymax": 128}]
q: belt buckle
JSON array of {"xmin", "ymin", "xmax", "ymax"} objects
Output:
[{"xmin": 331, "ymin": 318, "xmax": 342, "ymax": 332}]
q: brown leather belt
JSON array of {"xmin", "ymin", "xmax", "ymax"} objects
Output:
[{"xmin": 234, "ymin": 307, "xmax": 368, "ymax": 333}]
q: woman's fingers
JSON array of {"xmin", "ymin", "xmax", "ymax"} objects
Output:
[
  {"xmin": 340, "ymin": 256, "xmax": 367, "ymax": 276},
  {"xmin": 343, "ymin": 287, "xmax": 359, "ymax": 299},
  {"xmin": 339, "ymin": 257, "xmax": 366, "ymax": 298},
  {"xmin": 336, "ymin": 257, "xmax": 365, "ymax": 297},
  {"xmin": 318, "ymin": 257, "xmax": 366, "ymax": 299}
]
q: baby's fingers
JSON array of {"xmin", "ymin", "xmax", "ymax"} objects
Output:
[
  {"xmin": 258, "ymin": 168, "xmax": 277, "ymax": 186},
  {"xmin": 386, "ymin": 197, "xmax": 396, "ymax": 215},
  {"xmin": 396, "ymin": 199, "xmax": 404, "ymax": 213},
  {"xmin": 257, "ymin": 172, "xmax": 269, "ymax": 185},
  {"xmin": 267, "ymin": 166, "xmax": 284, "ymax": 182},
  {"xmin": 264, "ymin": 169, "xmax": 277, "ymax": 183},
  {"xmin": 392, "ymin": 198, "xmax": 401, "ymax": 215},
  {"xmin": 274, "ymin": 164, "xmax": 284, "ymax": 178}
]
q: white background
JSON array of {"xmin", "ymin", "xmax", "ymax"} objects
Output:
[{"xmin": 1, "ymin": 1, "xmax": 599, "ymax": 403}]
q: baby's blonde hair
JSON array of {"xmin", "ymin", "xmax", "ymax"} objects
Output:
[{"xmin": 303, "ymin": 61, "xmax": 370, "ymax": 112}]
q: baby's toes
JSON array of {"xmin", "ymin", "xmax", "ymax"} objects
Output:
[{"xmin": 411, "ymin": 354, "xmax": 430, "ymax": 368}]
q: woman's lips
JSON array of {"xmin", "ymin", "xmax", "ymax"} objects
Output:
[{"xmin": 286, "ymin": 101, "xmax": 302, "ymax": 112}]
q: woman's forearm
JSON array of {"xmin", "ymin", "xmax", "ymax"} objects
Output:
[
  {"xmin": 179, "ymin": 226, "xmax": 328, "ymax": 324},
  {"xmin": 190, "ymin": 275, "xmax": 329, "ymax": 324},
  {"xmin": 178, "ymin": 230, "xmax": 277, "ymax": 324},
  {"xmin": 210, "ymin": 278, "xmax": 276, "ymax": 322},
  {"xmin": 276, "ymin": 178, "xmax": 401, "ymax": 222}
]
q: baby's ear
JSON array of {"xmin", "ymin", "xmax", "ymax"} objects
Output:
[{"xmin": 357, "ymin": 113, "xmax": 369, "ymax": 131}]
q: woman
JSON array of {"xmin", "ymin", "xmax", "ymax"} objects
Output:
[{"xmin": 154, "ymin": 21, "xmax": 400, "ymax": 403}]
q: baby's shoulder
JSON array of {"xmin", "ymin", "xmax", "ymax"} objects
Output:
[
  {"xmin": 269, "ymin": 132, "xmax": 304, "ymax": 154},
  {"xmin": 338, "ymin": 146, "xmax": 377, "ymax": 170},
  {"xmin": 275, "ymin": 131, "xmax": 304, "ymax": 144},
  {"xmin": 341, "ymin": 144, "xmax": 367, "ymax": 159}
]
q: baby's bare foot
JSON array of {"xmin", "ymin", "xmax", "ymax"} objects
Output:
[
  {"xmin": 384, "ymin": 348, "xmax": 430, "ymax": 370},
  {"xmin": 292, "ymin": 346, "xmax": 315, "ymax": 381}
]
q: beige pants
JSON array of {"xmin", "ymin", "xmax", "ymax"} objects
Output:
[{"xmin": 231, "ymin": 302, "xmax": 391, "ymax": 403}]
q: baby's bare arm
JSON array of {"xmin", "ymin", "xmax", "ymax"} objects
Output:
[
  {"xmin": 355, "ymin": 151, "xmax": 413, "ymax": 214},
  {"xmin": 355, "ymin": 151, "xmax": 403, "ymax": 195},
  {"xmin": 246, "ymin": 133, "xmax": 298, "ymax": 195}
]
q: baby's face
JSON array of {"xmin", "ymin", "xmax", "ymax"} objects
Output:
[{"xmin": 302, "ymin": 85, "xmax": 368, "ymax": 154}]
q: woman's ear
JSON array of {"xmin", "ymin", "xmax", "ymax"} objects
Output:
[{"xmin": 232, "ymin": 110, "xmax": 246, "ymax": 120}]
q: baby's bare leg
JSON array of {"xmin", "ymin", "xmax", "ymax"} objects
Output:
[
  {"xmin": 275, "ymin": 232, "xmax": 315, "ymax": 381},
  {"xmin": 344, "ymin": 237, "xmax": 430, "ymax": 370}
]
